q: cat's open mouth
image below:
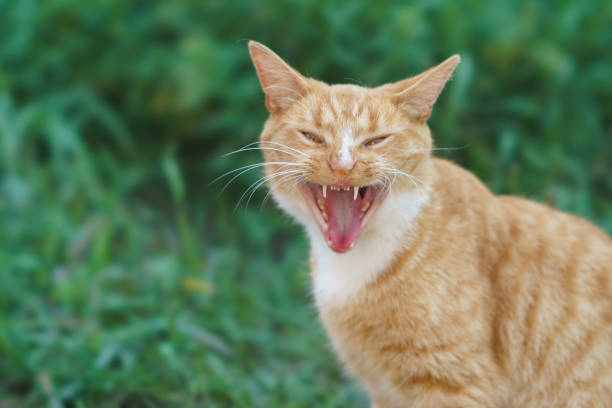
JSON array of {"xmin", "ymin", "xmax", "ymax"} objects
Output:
[{"xmin": 298, "ymin": 182, "xmax": 388, "ymax": 253}]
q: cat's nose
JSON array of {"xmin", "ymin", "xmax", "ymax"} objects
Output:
[{"xmin": 329, "ymin": 153, "xmax": 355, "ymax": 175}]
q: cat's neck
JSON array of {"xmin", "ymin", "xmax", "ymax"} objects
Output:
[{"xmin": 308, "ymin": 184, "xmax": 431, "ymax": 305}]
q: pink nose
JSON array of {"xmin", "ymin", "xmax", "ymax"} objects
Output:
[{"xmin": 329, "ymin": 154, "xmax": 355, "ymax": 175}]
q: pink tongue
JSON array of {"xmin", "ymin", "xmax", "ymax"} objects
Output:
[{"xmin": 324, "ymin": 189, "xmax": 363, "ymax": 253}]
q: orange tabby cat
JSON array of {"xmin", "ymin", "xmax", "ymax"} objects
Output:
[{"xmin": 248, "ymin": 41, "xmax": 612, "ymax": 407}]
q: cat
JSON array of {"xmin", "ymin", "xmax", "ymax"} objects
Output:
[{"xmin": 247, "ymin": 40, "xmax": 612, "ymax": 407}]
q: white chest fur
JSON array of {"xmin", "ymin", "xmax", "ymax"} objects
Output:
[
  {"xmin": 271, "ymin": 186, "xmax": 430, "ymax": 407},
  {"xmin": 308, "ymin": 189, "xmax": 429, "ymax": 305}
]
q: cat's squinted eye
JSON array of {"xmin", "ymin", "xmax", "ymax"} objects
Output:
[
  {"xmin": 300, "ymin": 131, "xmax": 324, "ymax": 145},
  {"xmin": 363, "ymin": 135, "xmax": 390, "ymax": 147}
]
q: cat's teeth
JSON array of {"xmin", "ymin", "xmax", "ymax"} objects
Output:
[
  {"xmin": 322, "ymin": 185, "xmax": 327, "ymax": 198},
  {"xmin": 327, "ymin": 239, "xmax": 332, "ymax": 246},
  {"xmin": 353, "ymin": 186, "xmax": 358, "ymax": 200},
  {"xmin": 362, "ymin": 201, "xmax": 370, "ymax": 212},
  {"xmin": 317, "ymin": 198, "xmax": 324, "ymax": 211}
]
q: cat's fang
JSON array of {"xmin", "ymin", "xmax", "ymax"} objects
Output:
[
  {"xmin": 353, "ymin": 186, "xmax": 358, "ymax": 200},
  {"xmin": 322, "ymin": 185, "xmax": 327, "ymax": 198}
]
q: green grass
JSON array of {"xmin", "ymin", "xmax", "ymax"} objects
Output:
[
  {"xmin": 0, "ymin": 82, "xmax": 362, "ymax": 407},
  {"xmin": 0, "ymin": 93, "xmax": 365, "ymax": 407},
  {"xmin": 1, "ymin": 0, "xmax": 611, "ymax": 406}
]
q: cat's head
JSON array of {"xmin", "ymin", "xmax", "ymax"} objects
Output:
[{"xmin": 248, "ymin": 41, "xmax": 459, "ymax": 253}]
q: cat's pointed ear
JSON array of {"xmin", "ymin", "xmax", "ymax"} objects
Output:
[
  {"xmin": 248, "ymin": 41, "xmax": 309, "ymax": 112},
  {"xmin": 382, "ymin": 55, "xmax": 460, "ymax": 121}
]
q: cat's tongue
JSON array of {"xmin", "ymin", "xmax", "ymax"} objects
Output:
[{"xmin": 324, "ymin": 189, "xmax": 363, "ymax": 253}]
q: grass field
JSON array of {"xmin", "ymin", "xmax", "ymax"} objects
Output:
[
  {"xmin": 0, "ymin": 90, "xmax": 364, "ymax": 407},
  {"xmin": 1, "ymin": 1, "xmax": 611, "ymax": 407}
]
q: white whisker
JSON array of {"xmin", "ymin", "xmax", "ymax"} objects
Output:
[
  {"xmin": 431, "ymin": 145, "xmax": 469, "ymax": 151},
  {"xmin": 377, "ymin": 160, "xmax": 427, "ymax": 195},
  {"xmin": 258, "ymin": 141, "xmax": 309, "ymax": 157},
  {"xmin": 225, "ymin": 146, "xmax": 303, "ymax": 159},
  {"xmin": 223, "ymin": 140, "xmax": 309, "ymax": 158},
  {"xmin": 210, "ymin": 161, "xmax": 296, "ymax": 185},
  {"xmin": 211, "ymin": 161, "xmax": 301, "ymax": 194},
  {"xmin": 260, "ymin": 173, "xmax": 305, "ymax": 210},
  {"xmin": 235, "ymin": 168, "xmax": 305, "ymax": 210}
]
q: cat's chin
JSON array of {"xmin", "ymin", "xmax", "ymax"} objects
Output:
[{"xmin": 298, "ymin": 182, "xmax": 388, "ymax": 253}]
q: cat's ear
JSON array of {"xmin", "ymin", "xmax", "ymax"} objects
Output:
[
  {"xmin": 381, "ymin": 55, "xmax": 460, "ymax": 121},
  {"xmin": 248, "ymin": 41, "xmax": 309, "ymax": 112}
]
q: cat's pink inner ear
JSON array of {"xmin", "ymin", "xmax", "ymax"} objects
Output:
[
  {"xmin": 393, "ymin": 54, "xmax": 461, "ymax": 121},
  {"xmin": 248, "ymin": 41, "xmax": 308, "ymax": 112}
]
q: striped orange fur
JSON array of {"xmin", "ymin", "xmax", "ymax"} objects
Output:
[{"xmin": 248, "ymin": 41, "xmax": 612, "ymax": 407}]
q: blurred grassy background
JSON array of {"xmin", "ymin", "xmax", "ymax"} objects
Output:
[{"xmin": 1, "ymin": 0, "xmax": 611, "ymax": 407}]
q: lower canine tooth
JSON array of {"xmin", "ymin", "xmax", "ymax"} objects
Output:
[{"xmin": 362, "ymin": 201, "xmax": 370, "ymax": 212}]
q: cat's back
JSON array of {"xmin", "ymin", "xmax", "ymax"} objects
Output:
[
  {"xmin": 492, "ymin": 187, "xmax": 612, "ymax": 298},
  {"xmin": 430, "ymin": 158, "xmax": 612, "ymax": 405},
  {"xmin": 471, "ymin": 173, "xmax": 612, "ymax": 405},
  {"xmin": 431, "ymin": 157, "xmax": 612, "ymax": 270}
]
